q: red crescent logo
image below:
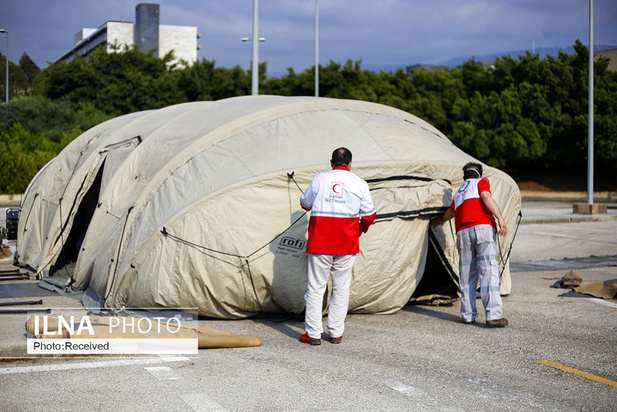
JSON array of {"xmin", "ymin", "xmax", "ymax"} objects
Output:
[{"xmin": 332, "ymin": 183, "xmax": 342, "ymax": 194}]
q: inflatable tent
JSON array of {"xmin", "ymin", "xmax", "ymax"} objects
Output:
[{"xmin": 17, "ymin": 96, "xmax": 521, "ymax": 319}]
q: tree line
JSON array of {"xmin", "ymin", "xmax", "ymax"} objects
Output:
[{"xmin": 1, "ymin": 40, "xmax": 616, "ymax": 193}]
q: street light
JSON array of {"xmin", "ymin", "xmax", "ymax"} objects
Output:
[
  {"xmin": 587, "ymin": 0, "xmax": 594, "ymax": 205},
  {"xmin": 240, "ymin": 0, "xmax": 266, "ymax": 95},
  {"xmin": 0, "ymin": 29, "xmax": 8, "ymax": 103},
  {"xmin": 315, "ymin": 0, "xmax": 319, "ymax": 97},
  {"xmin": 241, "ymin": 35, "xmax": 266, "ymax": 96}
]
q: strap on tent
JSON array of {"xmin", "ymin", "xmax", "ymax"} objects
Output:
[{"xmin": 497, "ymin": 210, "xmax": 523, "ymax": 279}]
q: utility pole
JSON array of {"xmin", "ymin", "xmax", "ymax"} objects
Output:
[
  {"xmin": 587, "ymin": 0, "xmax": 594, "ymax": 205},
  {"xmin": 252, "ymin": 0, "xmax": 259, "ymax": 95},
  {"xmin": 315, "ymin": 0, "xmax": 319, "ymax": 97},
  {"xmin": 0, "ymin": 29, "xmax": 8, "ymax": 103}
]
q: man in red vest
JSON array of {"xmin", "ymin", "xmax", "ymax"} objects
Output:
[
  {"xmin": 299, "ymin": 148, "xmax": 376, "ymax": 345},
  {"xmin": 432, "ymin": 162, "xmax": 509, "ymax": 327}
]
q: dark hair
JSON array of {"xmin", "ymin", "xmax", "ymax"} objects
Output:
[
  {"xmin": 331, "ymin": 147, "xmax": 352, "ymax": 166},
  {"xmin": 462, "ymin": 162, "xmax": 483, "ymax": 179}
]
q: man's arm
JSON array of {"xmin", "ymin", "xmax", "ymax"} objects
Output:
[
  {"xmin": 359, "ymin": 212, "xmax": 376, "ymax": 233},
  {"xmin": 480, "ymin": 191, "xmax": 508, "ymax": 236},
  {"xmin": 431, "ymin": 208, "xmax": 455, "ymax": 227}
]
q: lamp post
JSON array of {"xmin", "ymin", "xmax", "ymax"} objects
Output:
[
  {"xmin": 587, "ymin": 0, "xmax": 594, "ymax": 205},
  {"xmin": 0, "ymin": 29, "xmax": 8, "ymax": 103},
  {"xmin": 241, "ymin": 33, "xmax": 266, "ymax": 96},
  {"xmin": 315, "ymin": 0, "xmax": 319, "ymax": 97},
  {"xmin": 241, "ymin": 0, "xmax": 266, "ymax": 95}
]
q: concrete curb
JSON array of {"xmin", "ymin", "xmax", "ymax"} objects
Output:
[
  {"xmin": 521, "ymin": 214, "xmax": 617, "ymax": 224},
  {"xmin": 0, "ymin": 194, "xmax": 22, "ymax": 208},
  {"xmin": 520, "ymin": 190, "xmax": 617, "ymax": 202}
]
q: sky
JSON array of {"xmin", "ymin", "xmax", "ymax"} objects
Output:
[{"xmin": 1, "ymin": 0, "xmax": 616, "ymax": 77}]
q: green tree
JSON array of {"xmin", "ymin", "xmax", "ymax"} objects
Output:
[
  {"xmin": 0, "ymin": 123, "xmax": 61, "ymax": 193},
  {"xmin": 0, "ymin": 95, "xmax": 108, "ymax": 143},
  {"xmin": 40, "ymin": 46, "xmax": 185, "ymax": 115},
  {"xmin": 19, "ymin": 53, "xmax": 41, "ymax": 91}
]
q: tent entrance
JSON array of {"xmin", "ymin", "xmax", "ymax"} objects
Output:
[
  {"xmin": 410, "ymin": 230, "xmax": 459, "ymax": 305},
  {"xmin": 50, "ymin": 161, "xmax": 104, "ymax": 277}
]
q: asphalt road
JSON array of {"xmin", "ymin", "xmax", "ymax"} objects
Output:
[{"xmin": 1, "ymin": 202, "xmax": 616, "ymax": 411}]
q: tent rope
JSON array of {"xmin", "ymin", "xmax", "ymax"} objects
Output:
[
  {"xmin": 160, "ymin": 210, "xmax": 308, "ymax": 260},
  {"xmin": 57, "ymin": 198, "xmax": 74, "ymax": 282},
  {"xmin": 498, "ymin": 210, "xmax": 523, "ymax": 279},
  {"xmin": 287, "ymin": 171, "xmax": 304, "ymax": 194},
  {"xmin": 244, "ymin": 258, "xmax": 264, "ymax": 312},
  {"xmin": 105, "ymin": 207, "xmax": 134, "ymax": 302},
  {"xmin": 158, "ymin": 171, "xmax": 308, "ymax": 313}
]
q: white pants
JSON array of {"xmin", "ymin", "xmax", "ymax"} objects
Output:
[
  {"xmin": 457, "ymin": 224, "xmax": 503, "ymax": 322},
  {"xmin": 304, "ymin": 254, "xmax": 355, "ymax": 338}
]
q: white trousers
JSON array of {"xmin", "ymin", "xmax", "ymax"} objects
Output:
[
  {"xmin": 304, "ymin": 254, "xmax": 355, "ymax": 338},
  {"xmin": 457, "ymin": 224, "xmax": 503, "ymax": 322}
]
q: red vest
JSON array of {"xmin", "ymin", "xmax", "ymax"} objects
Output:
[{"xmin": 450, "ymin": 178, "xmax": 496, "ymax": 232}]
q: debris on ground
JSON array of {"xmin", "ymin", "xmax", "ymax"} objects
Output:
[{"xmin": 551, "ymin": 270, "xmax": 582, "ymax": 289}]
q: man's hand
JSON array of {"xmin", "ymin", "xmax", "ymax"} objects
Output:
[
  {"xmin": 432, "ymin": 208, "xmax": 454, "ymax": 227},
  {"xmin": 497, "ymin": 218, "xmax": 508, "ymax": 237}
]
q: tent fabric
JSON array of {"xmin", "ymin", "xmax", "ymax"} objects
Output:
[{"xmin": 17, "ymin": 96, "xmax": 521, "ymax": 319}]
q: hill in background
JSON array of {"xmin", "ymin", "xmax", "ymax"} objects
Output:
[
  {"xmin": 439, "ymin": 44, "xmax": 617, "ymax": 67},
  {"xmin": 361, "ymin": 44, "xmax": 617, "ymax": 74}
]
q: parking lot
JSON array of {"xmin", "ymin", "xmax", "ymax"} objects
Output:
[{"xmin": 1, "ymin": 201, "xmax": 616, "ymax": 411}]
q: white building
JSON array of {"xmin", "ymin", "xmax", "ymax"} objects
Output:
[{"xmin": 57, "ymin": 3, "xmax": 199, "ymax": 66}]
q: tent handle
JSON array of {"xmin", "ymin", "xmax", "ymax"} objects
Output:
[{"xmin": 287, "ymin": 171, "xmax": 304, "ymax": 194}]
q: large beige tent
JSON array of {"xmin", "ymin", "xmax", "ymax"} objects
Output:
[{"xmin": 17, "ymin": 96, "xmax": 521, "ymax": 319}]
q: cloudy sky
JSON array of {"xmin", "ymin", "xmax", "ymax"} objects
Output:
[{"xmin": 2, "ymin": 0, "xmax": 616, "ymax": 77}]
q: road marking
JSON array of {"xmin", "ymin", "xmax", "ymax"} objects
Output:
[
  {"xmin": 0, "ymin": 356, "xmax": 189, "ymax": 375},
  {"xmin": 588, "ymin": 297, "xmax": 617, "ymax": 309},
  {"xmin": 385, "ymin": 379, "xmax": 427, "ymax": 399},
  {"xmin": 384, "ymin": 379, "xmax": 464, "ymax": 411},
  {"xmin": 537, "ymin": 360, "xmax": 617, "ymax": 388},
  {"xmin": 180, "ymin": 393, "xmax": 228, "ymax": 412},
  {"xmin": 145, "ymin": 366, "xmax": 181, "ymax": 380}
]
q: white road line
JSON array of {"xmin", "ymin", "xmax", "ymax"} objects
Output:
[
  {"xmin": 385, "ymin": 379, "xmax": 427, "ymax": 399},
  {"xmin": 180, "ymin": 393, "xmax": 228, "ymax": 412},
  {"xmin": 0, "ymin": 356, "xmax": 189, "ymax": 375},
  {"xmin": 384, "ymin": 379, "xmax": 465, "ymax": 412},
  {"xmin": 145, "ymin": 366, "xmax": 181, "ymax": 380},
  {"xmin": 588, "ymin": 297, "xmax": 617, "ymax": 308}
]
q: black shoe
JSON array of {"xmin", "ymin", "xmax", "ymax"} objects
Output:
[{"xmin": 462, "ymin": 319, "xmax": 476, "ymax": 325}]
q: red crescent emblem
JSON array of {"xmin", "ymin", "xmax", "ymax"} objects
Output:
[{"xmin": 332, "ymin": 183, "xmax": 342, "ymax": 194}]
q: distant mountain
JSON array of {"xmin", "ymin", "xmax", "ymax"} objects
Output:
[
  {"xmin": 362, "ymin": 64, "xmax": 406, "ymax": 73},
  {"xmin": 270, "ymin": 45, "xmax": 617, "ymax": 78},
  {"xmin": 438, "ymin": 44, "xmax": 617, "ymax": 67}
]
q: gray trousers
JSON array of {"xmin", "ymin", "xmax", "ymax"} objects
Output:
[{"xmin": 457, "ymin": 224, "xmax": 503, "ymax": 322}]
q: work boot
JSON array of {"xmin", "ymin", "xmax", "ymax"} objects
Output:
[{"xmin": 486, "ymin": 318, "xmax": 509, "ymax": 327}]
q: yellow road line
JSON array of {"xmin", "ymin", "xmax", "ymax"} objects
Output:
[{"xmin": 537, "ymin": 360, "xmax": 617, "ymax": 388}]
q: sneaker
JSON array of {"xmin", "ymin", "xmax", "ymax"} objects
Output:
[
  {"xmin": 300, "ymin": 333, "xmax": 321, "ymax": 345},
  {"xmin": 330, "ymin": 336, "xmax": 343, "ymax": 344},
  {"xmin": 462, "ymin": 319, "xmax": 476, "ymax": 325},
  {"xmin": 486, "ymin": 318, "xmax": 509, "ymax": 327}
]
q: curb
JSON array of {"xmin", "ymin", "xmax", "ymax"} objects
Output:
[
  {"xmin": 521, "ymin": 214, "xmax": 617, "ymax": 224},
  {"xmin": 520, "ymin": 190, "xmax": 617, "ymax": 202},
  {"xmin": 0, "ymin": 194, "xmax": 22, "ymax": 208}
]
